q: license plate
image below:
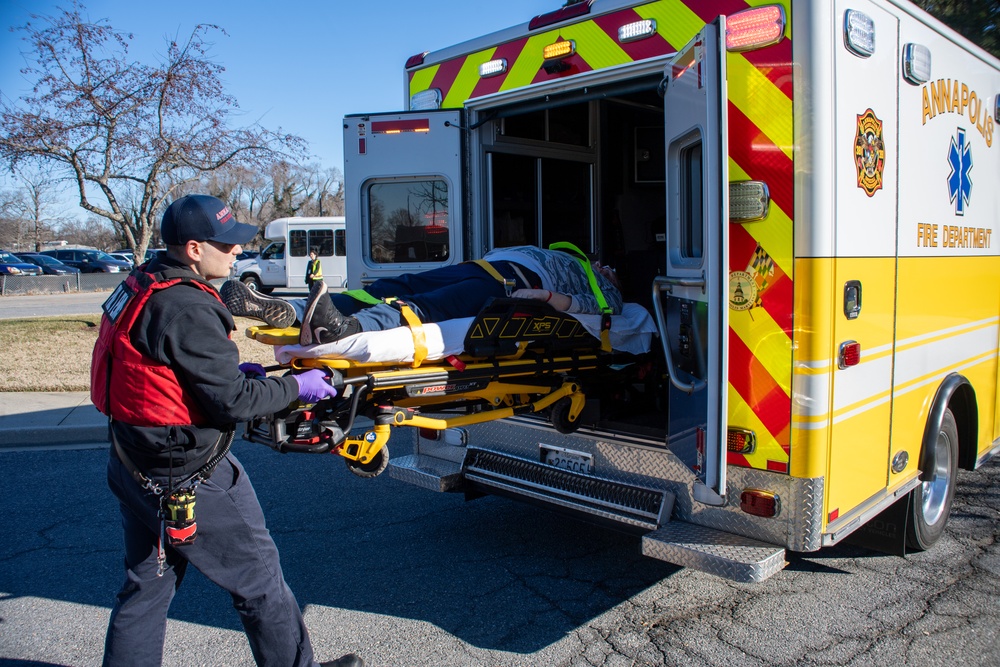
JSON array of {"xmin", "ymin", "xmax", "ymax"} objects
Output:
[{"xmin": 540, "ymin": 444, "xmax": 594, "ymax": 475}]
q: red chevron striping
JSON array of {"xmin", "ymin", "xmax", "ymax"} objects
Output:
[
  {"xmin": 681, "ymin": 0, "xmax": 753, "ymax": 23},
  {"xmin": 429, "ymin": 56, "xmax": 467, "ymax": 101},
  {"xmin": 727, "ymin": 451, "xmax": 752, "ymax": 467},
  {"xmin": 727, "ymin": 102, "xmax": 793, "ymax": 217},
  {"xmin": 741, "ymin": 43, "xmax": 794, "ymax": 99},
  {"xmin": 728, "ymin": 329, "xmax": 790, "ymax": 442},
  {"xmin": 470, "ymin": 37, "xmax": 530, "ymax": 99}
]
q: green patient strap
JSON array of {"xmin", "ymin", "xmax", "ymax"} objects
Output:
[
  {"xmin": 342, "ymin": 289, "xmax": 382, "ymax": 305},
  {"xmin": 548, "ymin": 241, "xmax": 613, "ymax": 352}
]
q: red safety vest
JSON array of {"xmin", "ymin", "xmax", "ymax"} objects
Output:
[{"xmin": 90, "ymin": 269, "xmax": 223, "ymax": 427}]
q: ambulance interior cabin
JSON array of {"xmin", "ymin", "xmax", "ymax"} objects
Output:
[{"xmin": 480, "ymin": 75, "xmax": 674, "ymax": 439}]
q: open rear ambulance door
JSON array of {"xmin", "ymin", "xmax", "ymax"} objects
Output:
[
  {"xmin": 343, "ymin": 110, "xmax": 464, "ymax": 289},
  {"xmin": 656, "ymin": 20, "xmax": 729, "ymax": 506}
]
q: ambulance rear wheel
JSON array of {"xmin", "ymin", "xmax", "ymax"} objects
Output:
[
  {"xmin": 346, "ymin": 445, "xmax": 389, "ymax": 478},
  {"xmin": 906, "ymin": 408, "xmax": 959, "ymax": 551},
  {"xmin": 550, "ymin": 398, "xmax": 580, "ymax": 434}
]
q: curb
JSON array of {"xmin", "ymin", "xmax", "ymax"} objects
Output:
[{"xmin": 0, "ymin": 424, "xmax": 109, "ymax": 449}]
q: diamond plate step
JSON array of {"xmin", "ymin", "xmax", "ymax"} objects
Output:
[
  {"xmin": 387, "ymin": 454, "xmax": 464, "ymax": 492},
  {"xmin": 642, "ymin": 521, "xmax": 786, "ymax": 583}
]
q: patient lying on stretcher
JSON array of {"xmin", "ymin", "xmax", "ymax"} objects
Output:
[{"xmin": 222, "ymin": 245, "xmax": 623, "ymax": 347}]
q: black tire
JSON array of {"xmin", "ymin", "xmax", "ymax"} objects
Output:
[
  {"xmin": 550, "ymin": 398, "xmax": 580, "ymax": 434},
  {"xmin": 345, "ymin": 445, "xmax": 389, "ymax": 478},
  {"xmin": 241, "ymin": 275, "xmax": 263, "ymax": 292},
  {"xmin": 906, "ymin": 408, "xmax": 959, "ymax": 551}
]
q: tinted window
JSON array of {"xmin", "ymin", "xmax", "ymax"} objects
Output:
[
  {"xmin": 308, "ymin": 229, "xmax": 334, "ymax": 256},
  {"xmin": 289, "ymin": 230, "xmax": 307, "ymax": 257},
  {"xmin": 367, "ymin": 180, "xmax": 449, "ymax": 263}
]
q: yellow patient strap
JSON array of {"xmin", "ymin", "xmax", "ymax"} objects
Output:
[
  {"xmin": 388, "ymin": 299, "xmax": 427, "ymax": 368},
  {"xmin": 470, "ymin": 259, "xmax": 515, "ymax": 296},
  {"xmin": 549, "ymin": 242, "xmax": 613, "ymax": 352}
]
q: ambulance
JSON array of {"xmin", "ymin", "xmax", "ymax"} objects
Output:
[{"xmin": 342, "ymin": 0, "xmax": 1000, "ymax": 581}]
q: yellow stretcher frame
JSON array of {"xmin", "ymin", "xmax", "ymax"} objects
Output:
[{"xmin": 242, "ymin": 323, "xmax": 626, "ymax": 475}]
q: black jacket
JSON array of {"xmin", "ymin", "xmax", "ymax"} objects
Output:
[{"xmin": 112, "ymin": 255, "xmax": 298, "ymax": 478}]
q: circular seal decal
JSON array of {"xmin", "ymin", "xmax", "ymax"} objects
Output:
[
  {"xmin": 854, "ymin": 108, "xmax": 886, "ymax": 197},
  {"xmin": 729, "ymin": 270, "xmax": 758, "ymax": 311}
]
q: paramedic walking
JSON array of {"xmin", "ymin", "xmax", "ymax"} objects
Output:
[
  {"xmin": 305, "ymin": 249, "xmax": 323, "ymax": 288},
  {"xmin": 92, "ymin": 194, "xmax": 361, "ymax": 667}
]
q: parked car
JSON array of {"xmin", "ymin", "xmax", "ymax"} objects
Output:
[
  {"xmin": 236, "ymin": 250, "xmax": 259, "ymax": 261},
  {"xmin": 40, "ymin": 248, "xmax": 131, "ymax": 273},
  {"xmin": 0, "ymin": 250, "xmax": 43, "ymax": 276},
  {"xmin": 108, "ymin": 251, "xmax": 135, "ymax": 266},
  {"xmin": 112, "ymin": 248, "xmax": 163, "ymax": 265},
  {"xmin": 16, "ymin": 252, "xmax": 82, "ymax": 275}
]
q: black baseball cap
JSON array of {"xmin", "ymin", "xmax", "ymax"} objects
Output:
[{"xmin": 160, "ymin": 195, "xmax": 257, "ymax": 246}]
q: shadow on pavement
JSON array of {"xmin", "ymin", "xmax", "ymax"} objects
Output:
[{"xmin": 0, "ymin": 438, "xmax": 679, "ymax": 654}]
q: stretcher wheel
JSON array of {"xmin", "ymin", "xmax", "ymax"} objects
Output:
[
  {"xmin": 345, "ymin": 445, "xmax": 389, "ymax": 478},
  {"xmin": 550, "ymin": 398, "xmax": 580, "ymax": 434}
]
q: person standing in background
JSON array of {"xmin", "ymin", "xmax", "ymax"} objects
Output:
[{"xmin": 305, "ymin": 249, "xmax": 323, "ymax": 289}]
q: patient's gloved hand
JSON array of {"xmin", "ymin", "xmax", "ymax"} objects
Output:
[
  {"xmin": 239, "ymin": 362, "xmax": 267, "ymax": 378},
  {"xmin": 294, "ymin": 369, "xmax": 338, "ymax": 403}
]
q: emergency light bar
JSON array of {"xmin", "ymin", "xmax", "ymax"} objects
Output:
[
  {"xmin": 903, "ymin": 43, "xmax": 932, "ymax": 84},
  {"xmin": 618, "ymin": 19, "xmax": 657, "ymax": 43},
  {"xmin": 844, "ymin": 9, "xmax": 876, "ymax": 58},
  {"xmin": 409, "ymin": 89, "xmax": 442, "ymax": 111},
  {"xmin": 479, "ymin": 58, "xmax": 508, "ymax": 78},
  {"xmin": 725, "ymin": 5, "xmax": 785, "ymax": 52}
]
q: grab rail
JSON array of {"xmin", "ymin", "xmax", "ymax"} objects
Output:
[{"xmin": 652, "ymin": 275, "xmax": 706, "ymax": 394}]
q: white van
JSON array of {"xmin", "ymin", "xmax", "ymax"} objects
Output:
[{"xmin": 232, "ymin": 217, "xmax": 346, "ymax": 293}]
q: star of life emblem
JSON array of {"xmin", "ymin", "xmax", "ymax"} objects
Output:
[{"xmin": 947, "ymin": 127, "xmax": 973, "ymax": 216}]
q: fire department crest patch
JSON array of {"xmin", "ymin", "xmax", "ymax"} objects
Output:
[{"xmin": 854, "ymin": 109, "xmax": 886, "ymax": 196}]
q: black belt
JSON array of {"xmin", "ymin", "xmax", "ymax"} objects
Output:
[{"xmin": 111, "ymin": 425, "xmax": 234, "ymax": 493}]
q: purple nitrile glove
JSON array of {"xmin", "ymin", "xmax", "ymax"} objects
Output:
[
  {"xmin": 239, "ymin": 362, "xmax": 267, "ymax": 378},
  {"xmin": 294, "ymin": 369, "xmax": 338, "ymax": 403}
]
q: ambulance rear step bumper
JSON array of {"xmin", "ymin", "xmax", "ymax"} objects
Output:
[
  {"xmin": 642, "ymin": 523, "xmax": 787, "ymax": 583},
  {"xmin": 388, "ymin": 454, "xmax": 464, "ymax": 492}
]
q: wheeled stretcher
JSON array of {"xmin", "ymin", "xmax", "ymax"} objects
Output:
[{"xmin": 241, "ymin": 297, "xmax": 657, "ymax": 477}]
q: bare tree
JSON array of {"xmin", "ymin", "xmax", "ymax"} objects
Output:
[{"xmin": 0, "ymin": 2, "xmax": 306, "ymax": 261}]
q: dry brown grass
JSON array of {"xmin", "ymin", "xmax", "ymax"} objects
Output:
[{"xmin": 0, "ymin": 315, "xmax": 279, "ymax": 392}]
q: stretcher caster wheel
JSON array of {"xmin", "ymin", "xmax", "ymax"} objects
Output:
[
  {"xmin": 550, "ymin": 398, "xmax": 581, "ymax": 434},
  {"xmin": 345, "ymin": 445, "xmax": 389, "ymax": 478}
]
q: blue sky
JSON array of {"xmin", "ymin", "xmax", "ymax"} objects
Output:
[{"xmin": 0, "ymin": 0, "xmax": 550, "ymax": 191}]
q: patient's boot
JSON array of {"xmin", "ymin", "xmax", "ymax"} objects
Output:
[
  {"xmin": 300, "ymin": 280, "xmax": 361, "ymax": 345},
  {"xmin": 220, "ymin": 280, "xmax": 297, "ymax": 328}
]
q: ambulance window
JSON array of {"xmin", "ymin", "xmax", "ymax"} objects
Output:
[
  {"xmin": 492, "ymin": 153, "xmax": 538, "ymax": 247},
  {"xmin": 289, "ymin": 230, "xmax": 307, "ymax": 257},
  {"xmin": 548, "ymin": 103, "xmax": 590, "ymax": 147},
  {"xmin": 541, "ymin": 159, "xmax": 591, "ymax": 251},
  {"xmin": 367, "ymin": 180, "xmax": 450, "ymax": 263},
  {"xmin": 500, "ymin": 110, "xmax": 545, "ymax": 141},
  {"xmin": 680, "ymin": 142, "xmax": 704, "ymax": 259},
  {"xmin": 334, "ymin": 229, "xmax": 346, "ymax": 256},
  {"xmin": 308, "ymin": 229, "xmax": 334, "ymax": 257}
]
